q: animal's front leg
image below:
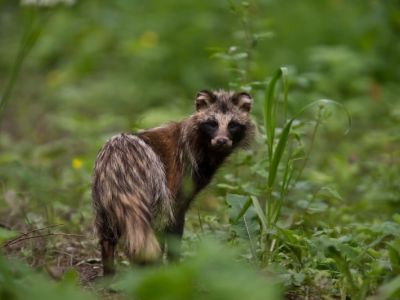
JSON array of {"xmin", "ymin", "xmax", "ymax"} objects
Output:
[
  {"xmin": 164, "ymin": 210, "xmax": 185, "ymax": 261},
  {"xmin": 101, "ymin": 239, "xmax": 116, "ymax": 275}
]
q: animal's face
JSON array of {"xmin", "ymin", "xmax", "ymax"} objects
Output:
[{"xmin": 194, "ymin": 90, "xmax": 253, "ymax": 152}]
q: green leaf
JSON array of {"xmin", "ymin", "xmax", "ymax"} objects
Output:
[
  {"xmin": 0, "ymin": 227, "xmax": 18, "ymax": 244},
  {"xmin": 368, "ymin": 276, "xmax": 400, "ymax": 300},
  {"xmin": 226, "ymin": 194, "xmax": 249, "ymax": 222},
  {"xmin": 251, "ymin": 196, "xmax": 267, "ymax": 231},
  {"xmin": 387, "ymin": 243, "xmax": 400, "ymax": 270},
  {"xmin": 61, "ymin": 268, "xmax": 79, "ymax": 285},
  {"xmin": 268, "ymin": 119, "xmax": 294, "ymax": 188},
  {"xmin": 371, "ymin": 222, "xmax": 400, "ymax": 237},
  {"xmin": 264, "ymin": 68, "xmax": 281, "ymax": 157}
]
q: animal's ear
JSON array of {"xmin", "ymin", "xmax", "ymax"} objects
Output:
[
  {"xmin": 233, "ymin": 92, "xmax": 253, "ymax": 112},
  {"xmin": 195, "ymin": 90, "xmax": 215, "ymax": 111}
]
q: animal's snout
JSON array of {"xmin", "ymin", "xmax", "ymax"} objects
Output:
[
  {"xmin": 215, "ymin": 137, "xmax": 229, "ymax": 146},
  {"xmin": 211, "ymin": 136, "xmax": 232, "ymax": 149}
]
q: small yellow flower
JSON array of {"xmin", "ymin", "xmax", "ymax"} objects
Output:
[
  {"xmin": 72, "ymin": 158, "xmax": 83, "ymax": 169},
  {"xmin": 46, "ymin": 70, "xmax": 63, "ymax": 87},
  {"xmin": 138, "ymin": 31, "xmax": 158, "ymax": 49}
]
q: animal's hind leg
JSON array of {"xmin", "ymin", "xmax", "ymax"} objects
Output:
[
  {"xmin": 95, "ymin": 216, "xmax": 119, "ymax": 275},
  {"xmin": 101, "ymin": 239, "xmax": 116, "ymax": 275}
]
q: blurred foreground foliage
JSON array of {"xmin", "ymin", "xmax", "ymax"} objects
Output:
[
  {"xmin": 0, "ymin": 0, "xmax": 400, "ymax": 299},
  {"xmin": 0, "ymin": 239, "xmax": 281, "ymax": 300},
  {"xmin": 112, "ymin": 239, "xmax": 281, "ymax": 300},
  {"xmin": 0, "ymin": 256, "xmax": 96, "ymax": 300}
]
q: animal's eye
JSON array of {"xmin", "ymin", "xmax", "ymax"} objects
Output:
[
  {"xmin": 203, "ymin": 120, "xmax": 218, "ymax": 129},
  {"xmin": 228, "ymin": 121, "xmax": 243, "ymax": 131},
  {"xmin": 199, "ymin": 120, "xmax": 218, "ymax": 134}
]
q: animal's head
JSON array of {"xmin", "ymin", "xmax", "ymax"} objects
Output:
[{"xmin": 193, "ymin": 90, "xmax": 255, "ymax": 153}]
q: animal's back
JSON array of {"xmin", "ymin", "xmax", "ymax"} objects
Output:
[{"xmin": 92, "ymin": 133, "xmax": 172, "ymax": 263}]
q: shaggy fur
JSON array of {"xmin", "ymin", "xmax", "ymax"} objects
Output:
[{"xmin": 92, "ymin": 90, "xmax": 255, "ymax": 274}]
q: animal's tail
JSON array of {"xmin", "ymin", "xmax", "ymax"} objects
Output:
[
  {"xmin": 92, "ymin": 133, "xmax": 173, "ymax": 263},
  {"xmin": 119, "ymin": 194, "xmax": 162, "ymax": 263}
]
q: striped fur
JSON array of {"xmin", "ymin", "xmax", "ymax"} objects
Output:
[
  {"xmin": 92, "ymin": 90, "xmax": 255, "ymax": 273},
  {"xmin": 92, "ymin": 134, "xmax": 173, "ymax": 263}
]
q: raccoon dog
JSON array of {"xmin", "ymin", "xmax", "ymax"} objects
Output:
[{"xmin": 92, "ymin": 90, "xmax": 255, "ymax": 274}]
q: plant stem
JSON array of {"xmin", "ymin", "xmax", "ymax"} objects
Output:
[
  {"xmin": 243, "ymin": 215, "xmax": 257, "ymax": 263},
  {"xmin": 239, "ymin": 11, "xmax": 255, "ymax": 84}
]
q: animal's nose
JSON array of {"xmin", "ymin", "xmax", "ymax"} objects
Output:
[{"xmin": 215, "ymin": 137, "xmax": 229, "ymax": 146}]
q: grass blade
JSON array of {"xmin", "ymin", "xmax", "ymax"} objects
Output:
[
  {"xmin": 251, "ymin": 196, "xmax": 267, "ymax": 231},
  {"xmin": 233, "ymin": 197, "xmax": 252, "ymax": 224},
  {"xmin": 264, "ymin": 68, "xmax": 285, "ymax": 158},
  {"xmin": 281, "ymin": 67, "xmax": 289, "ymax": 121},
  {"xmin": 268, "ymin": 119, "xmax": 294, "ymax": 188}
]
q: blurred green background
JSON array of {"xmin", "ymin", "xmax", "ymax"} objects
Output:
[{"xmin": 0, "ymin": 0, "xmax": 400, "ymax": 299}]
